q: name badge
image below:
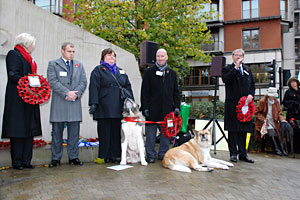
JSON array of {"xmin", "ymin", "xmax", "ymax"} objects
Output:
[
  {"xmin": 28, "ymin": 76, "xmax": 41, "ymax": 87},
  {"xmin": 156, "ymin": 71, "xmax": 163, "ymax": 76},
  {"xmin": 60, "ymin": 71, "xmax": 67, "ymax": 76},
  {"xmin": 244, "ymin": 70, "xmax": 249, "ymax": 76},
  {"xmin": 120, "ymin": 70, "xmax": 125, "ymax": 74},
  {"xmin": 167, "ymin": 120, "xmax": 174, "ymax": 127}
]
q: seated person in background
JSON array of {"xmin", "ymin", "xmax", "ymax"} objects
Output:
[{"xmin": 254, "ymin": 87, "xmax": 287, "ymax": 156}]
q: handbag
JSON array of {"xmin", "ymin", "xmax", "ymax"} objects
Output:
[
  {"xmin": 260, "ymin": 120, "xmax": 268, "ymax": 138},
  {"xmin": 109, "ymin": 71, "xmax": 133, "ymax": 101}
]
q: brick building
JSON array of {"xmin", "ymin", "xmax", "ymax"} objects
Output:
[{"xmin": 29, "ymin": 0, "xmax": 298, "ymax": 102}]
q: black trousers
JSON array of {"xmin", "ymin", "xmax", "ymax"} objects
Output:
[
  {"xmin": 228, "ymin": 131, "xmax": 247, "ymax": 157},
  {"xmin": 97, "ymin": 118, "xmax": 121, "ymax": 160},
  {"xmin": 10, "ymin": 137, "xmax": 33, "ymax": 167}
]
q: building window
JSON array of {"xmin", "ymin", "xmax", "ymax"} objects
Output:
[
  {"xmin": 30, "ymin": 0, "xmax": 63, "ymax": 15},
  {"xmin": 199, "ymin": 0, "xmax": 219, "ymax": 21},
  {"xmin": 246, "ymin": 63, "xmax": 269, "ymax": 84},
  {"xmin": 243, "ymin": 29, "xmax": 259, "ymax": 49},
  {"xmin": 295, "ymin": 0, "xmax": 300, "ymax": 10},
  {"xmin": 295, "ymin": 13, "xmax": 300, "ymax": 35},
  {"xmin": 280, "ymin": 0, "xmax": 287, "ymax": 19},
  {"xmin": 201, "ymin": 32, "xmax": 220, "ymax": 51},
  {"xmin": 295, "ymin": 39, "xmax": 300, "ymax": 61},
  {"xmin": 242, "ymin": 0, "xmax": 259, "ymax": 19},
  {"xmin": 183, "ymin": 67, "xmax": 216, "ymax": 86}
]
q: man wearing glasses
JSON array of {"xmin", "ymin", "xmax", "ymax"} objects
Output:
[
  {"xmin": 222, "ymin": 49, "xmax": 255, "ymax": 163},
  {"xmin": 47, "ymin": 42, "xmax": 87, "ymax": 167}
]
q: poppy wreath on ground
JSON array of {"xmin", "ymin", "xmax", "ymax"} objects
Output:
[
  {"xmin": 236, "ymin": 96, "xmax": 255, "ymax": 122},
  {"xmin": 33, "ymin": 139, "xmax": 47, "ymax": 148},
  {"xmin": 17, "ymin": 74, "xmax": 51, "ymax": 105},
  {"xmin": 161, "ymin": 112, "xmax": 182, "ymax": 138}
]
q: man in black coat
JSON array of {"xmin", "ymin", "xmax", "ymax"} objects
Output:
[
  {"xmin": 222, "ymin": 48, "xmax": 255, "ymax": 163},
  {"xmin": 140, "ymin": 48, "xmax": 181, "ymax": 163}
]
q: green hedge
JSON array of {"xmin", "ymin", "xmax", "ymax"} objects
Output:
[{"xmin": 189, "ymin": 101, "xmax": 224, "ymax": 119}]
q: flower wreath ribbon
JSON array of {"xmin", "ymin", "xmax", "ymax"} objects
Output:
[
  {"xmin": 17, "ymin": 74, "xmax": 51, "ymax": 105},
  {"xmin": 236, "ymin": 96, "xmax": 255, "ymax": 122}
]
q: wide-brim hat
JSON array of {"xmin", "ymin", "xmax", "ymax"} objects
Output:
[
  {"xmin": 287, "ymin": 77, "xmax": 300, "ymax": 88},
  {"xmin": 267, "ymin": 87, "xmax": 278, "ymax": 97}
]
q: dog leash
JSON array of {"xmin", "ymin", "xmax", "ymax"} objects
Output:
[{"xmin": 124, "ymin": 112, "xmax": 182, "ymax": 147}]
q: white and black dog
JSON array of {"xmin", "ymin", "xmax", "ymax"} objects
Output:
[{"xmin": 120, "ymin": 98, "xmax": 147, "ymax": 166}]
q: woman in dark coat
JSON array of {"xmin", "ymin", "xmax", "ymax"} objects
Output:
[
  {"xmin": 282, "ymin": 77, "xmax": 300, "ymax": 153},
  {"xmin": 2, "ymin": 33, "xmax": 42, "ymax": 170},
  {"xmin": 89, "ymin": 48, "xmax": 134, "ymax": 163}
]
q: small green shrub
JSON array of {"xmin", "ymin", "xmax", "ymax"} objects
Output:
[{"xmin": 190, "ymin": 101, "xmax": 224, "ymax": 119}]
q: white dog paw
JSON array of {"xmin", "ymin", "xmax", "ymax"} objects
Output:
[
  {"xmin": 222, "ymin": 165, "xmax": 229, "ymax": 170},
  {"xmin": 228, "ymin": 163, "xmax": 234, "ymax": 167},
  {"xmin": 120, "ymin": 161, "xmax": 126, "ymax": 165},
  {"xmin": 141, "ymin": 160, "xmax": 148, "ymax": 166}
]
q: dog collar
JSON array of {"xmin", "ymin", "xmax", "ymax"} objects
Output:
[{"xmin": 124, "ymin": 117, "xmax": 139, "ymax": 122}]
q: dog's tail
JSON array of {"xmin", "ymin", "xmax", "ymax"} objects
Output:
[{"xmin": 164, "ymin": 164, "xmax": 192, "ymax": 173}]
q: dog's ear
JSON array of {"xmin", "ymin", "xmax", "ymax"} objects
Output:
[
  {"xmin": 208, "ymin": 126, "xmax": 213, "ymax": 134},
  {"xmin": 193, "ymin": 129, "xmax": 199, "ymax": 137}
]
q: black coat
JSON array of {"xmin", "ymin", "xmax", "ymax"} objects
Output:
[
  {"xmin": 89, "ymin": 64, "xmax": 134, "ymax": 119},
  {"xmin": 2, "ymin": 49, "xmax": 42, "ymax": 138},
  {"xmin": 140, "ymin": 65, "xmax": 181, "ymax": 122},
  {"xmin": 222, "ymin": 63, "xmax": 255, "ymax": 132},
  {"xmin": 282, "ymin": 87, "xmax": 300, "ymax": 121}
]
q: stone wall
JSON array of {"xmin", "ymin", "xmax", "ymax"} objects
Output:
[{"xmin": 0, "ymin": 0, "xmax": 142, "ymax": 141}]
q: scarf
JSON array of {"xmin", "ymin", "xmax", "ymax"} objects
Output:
[
  {"xmin": 155, "ymin": 62, "xmax": 167, "ymax": 76},
  {"xmin": 101, "ymin": 60, "xmax": 117, "ymax": 75},
  {"xmin": 15, "ymin": 45, "xmax": 37, "ymax": 74}
]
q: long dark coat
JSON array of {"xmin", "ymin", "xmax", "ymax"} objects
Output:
[
  {"xmin": 222, "ymin": 63, "xmax": 255, "ymax": 132},
  {"xmin": 140, "ymin": 65, "xmax": 181, "ymax": 122},
  {"xmin": 89, "ymin": 64, "xmax": 134, "ymax": 119},
  {"xmin": 2, "ymin": 49, "xmax": 42, "ymax": 138},
  {"xmin": 282, "ymin": 87, "xmax": 300, "ymax": 121}
]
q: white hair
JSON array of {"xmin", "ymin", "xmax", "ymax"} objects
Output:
[
  {"xmin": 232, "ymin": 48, "xmax": 245, "ymax": 56},
  {"xmin": 15, "ymin": 33, "xmax": 36, "ymax": 49},
  {"xmin": 156, "ymin": 48, "xmax": 167, "ymax": 55}
]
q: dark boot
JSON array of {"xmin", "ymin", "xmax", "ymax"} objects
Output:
[{"xmin": 271, "ymin": 136, "xmax": 283, "ymax": 156}]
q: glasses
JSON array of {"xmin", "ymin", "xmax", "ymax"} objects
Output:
[{"xmin": 233, "ymin": 54, "xmax": 243, "ymax": 57}]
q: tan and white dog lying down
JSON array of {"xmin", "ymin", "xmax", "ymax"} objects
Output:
[
  {"xmin": 162, "ymin": 128, "xmax": 234, "ymax": 173},
  {"xmin": 120, "ymin": 98, "xmax": 147, "ymax": 166}
]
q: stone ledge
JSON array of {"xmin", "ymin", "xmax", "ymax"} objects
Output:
[{"xmin": 0, "ymin": 145, "xmax": 99, "ymax": 167}]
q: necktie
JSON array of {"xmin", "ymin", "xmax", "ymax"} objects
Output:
[
  {"xmin": 239, "ymin": 66, "xmax": 243, "ymax": 75},
  {"xmin": 66, "ymin": 60, "xmax": 70, "ymax": 72}
]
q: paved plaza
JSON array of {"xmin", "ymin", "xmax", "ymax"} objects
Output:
[{"xmin": 0, "ymin": 151, "xmax": 300, "ymax": 200}]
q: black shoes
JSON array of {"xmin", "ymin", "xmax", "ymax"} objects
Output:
[
  {"xmin": 13, "ymin": 166, "xmax": 24, "ymax": 170},
  {"xmin": 23, "ymin": 164, "xmax": 35, "ymax": 169},
  {"xmin": 230, "ymin": 155, "xmax": 238, "ymax": 163},
  {"xmin": 69, "ymin": 158, "xmax": 83, "ymax": 165},
  {"xmin": 146, "ymin": 158, "xmax": 155, "ymax": 163},
  {"xmin": 49, "ymin": 160, "xmax": 61, "ymax": 168},
  {"xmin": 239, "ymin": 156, "xmax": 255, "ymax": 163}
]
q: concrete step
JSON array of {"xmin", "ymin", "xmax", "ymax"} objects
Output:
[{"xmin": 0, "ymin": 145, "xmax": 99, "ymax": 167}]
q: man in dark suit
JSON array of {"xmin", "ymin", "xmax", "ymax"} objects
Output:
[
  {"xmin": 47, "ymin": 42, "xmax": 87, "ymax": 167},
  {"xmin": 222, "ymin": 48, "xmax": 255, "ymax": 163},
  {"xmin": 140, "ymin": 48, "xmax": 181, "ymax": 163}
]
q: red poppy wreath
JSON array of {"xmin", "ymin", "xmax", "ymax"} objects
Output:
[
  {"xmin": 161, "ymin": 112, "xmax": 182, "ymax": 138},
  {"xmin": 236, "ymin": 96, "xmax": 255, "ymax": 122},
  {"xmin": 17, "ymin": 74, "xmax": 51, "ymax": 105}
]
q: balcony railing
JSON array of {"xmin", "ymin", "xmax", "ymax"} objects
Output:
[
  {"xmin": 201, "ymin": 41, "xmax": 223, "ymax": 52},
  {"xmin": 182, "ymin": 75, "xmax": 216, "ymax": 86}
]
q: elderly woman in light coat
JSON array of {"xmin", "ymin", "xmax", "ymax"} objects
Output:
[{"xmin": 255, "ymin": 87, "xmax": 287, "ymax": 155}]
